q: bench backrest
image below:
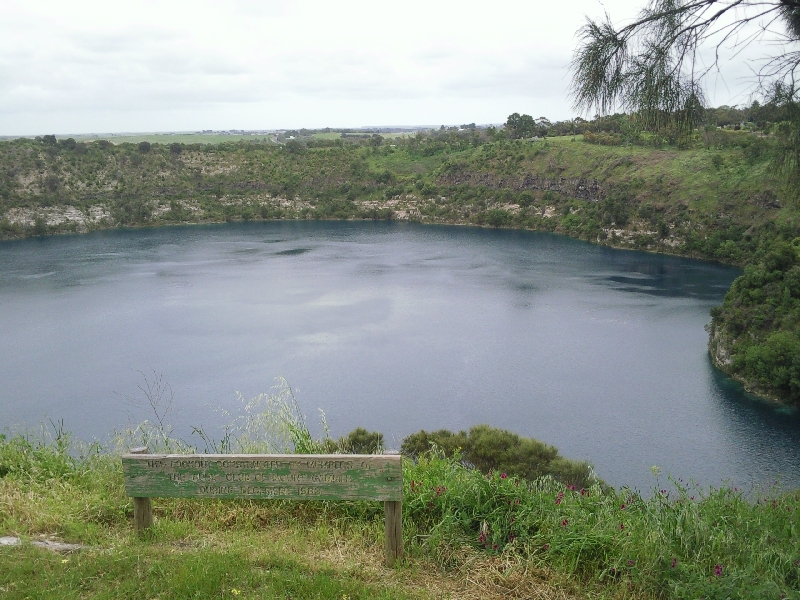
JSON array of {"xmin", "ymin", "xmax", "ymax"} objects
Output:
[{"xmin": 121, "ymin": 453, "xmax": 402, "ymax": 501}]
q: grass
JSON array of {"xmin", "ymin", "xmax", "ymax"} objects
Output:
[{"xmin": 2, "ymin": 388, "xmax": 800, "ymax": 599}]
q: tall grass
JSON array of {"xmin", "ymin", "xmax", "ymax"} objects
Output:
[
  {"xmin": 403, "ymin": 452, "xmax": 800, "ymax": 598},
  {"xmin": 114, "ymin": 376, "xmax": 331, "ymax": 455}
]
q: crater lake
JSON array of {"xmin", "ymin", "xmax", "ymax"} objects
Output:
[{"xmin": 3, "ymin": 220, "xmax": 799, "ymax": 491}]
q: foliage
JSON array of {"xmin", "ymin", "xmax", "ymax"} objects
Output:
[
  {"xmin": 504, "ymin": 113, "xmax": 537, "ymax": 139},
  {"xmin": 404, "ymin": 453, "xmax": 800, "ymax": 598},
  {"xmin": 570, "ymin": 0, "xmax": 800, "ymax": 134},
  {"xmin": 401, "ymin": 425, "xmax": 599, "ymax": 489},
  {"xmin": 335, "ymin": 427, "xmax": 384, "ymax": 454},
  {"xmin": 710, "ymin": 240, "xmax": 800, "ymax": 403}
]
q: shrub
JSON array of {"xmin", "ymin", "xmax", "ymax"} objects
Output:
[
  {"xmin": 337, "ymin": 427, "xmax": 384, "ymax": 454},
  {"xmin": 401, "ymin": 425, "xmax": 598, "ymax": 488}
]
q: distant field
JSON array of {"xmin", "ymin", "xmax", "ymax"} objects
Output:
[
  {"xmin": 310, "ymin": 132, "xmax": 415, "ymax": 140},
  {"xmin": 74, "ymin": 133, "xmax": 276, "ymax": 145},
  {"xmin": 310, "ymin": 132, "xmax": 344, "ymax": 140}
]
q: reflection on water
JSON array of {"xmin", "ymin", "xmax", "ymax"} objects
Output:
[{"xmin": 2, "ymin": 221, "xmax": 798, "ymax": 491}]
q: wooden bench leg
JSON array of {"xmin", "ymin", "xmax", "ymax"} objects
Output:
[
  {"xmin": 130, "ymin": 447, "xmax": 153, "ymax": 532},
  {"xmin": 384, "ymin": 500, "xmax": 402, "ymax": 566}
]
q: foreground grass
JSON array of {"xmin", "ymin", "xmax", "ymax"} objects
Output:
[{"xmin": 1, "ymin": 430, "xmax": 799, "ymax": 599}]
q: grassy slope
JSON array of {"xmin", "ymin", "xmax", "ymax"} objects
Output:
[
  {"xmin": 2, "ymin": 432, "xmax": 799, "ymax": 599},
  {"xmin": 0, "ymin": 133, "xmax": 797, "ymax": 404}
]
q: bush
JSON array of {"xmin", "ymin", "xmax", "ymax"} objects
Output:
[
  {"xmin": 401, "ymin": 425, "xmax": 598, "ymax": 488},
  {"xmin": 337, "ymin": 427, "xmax": 384, "ymax": 454}
]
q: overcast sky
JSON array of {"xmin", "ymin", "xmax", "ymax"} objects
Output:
[{"xmin": 0, "ymin": 0, "xmax": 776, "ymax": 135}]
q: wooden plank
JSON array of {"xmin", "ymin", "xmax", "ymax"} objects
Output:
[
  {"xmin": 129, "ymin": 447, "xmax": 153, "ymax": 532},
  {"xmin": 122, "ymin": 454, "xmax": 402, "ymax": 501},
  {"xmin": 384, "ymin": 500, "xmax": 403, "ymax": 566}
]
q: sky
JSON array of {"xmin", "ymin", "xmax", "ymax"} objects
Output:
[{"xmin": 0, "ymin": 0, "xmax": 781, "ymax": 135}]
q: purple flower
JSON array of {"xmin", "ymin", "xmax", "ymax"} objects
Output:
[
  {"xmin": 714, "ymin": 564, "xmax": 724, "ymax": 577},
  {"xmin": 560, "ymin": 519, "xmax": 569, "ymax": 527},
  {"xmin": 500, "ymin": 473, "xmax": 507, "ymax": 479},
  {"xmin": 671, "ymin": 557, "xmax": 678, "ymax": 569},
  {"xmin": 627, "ymin": 560, "xmax": 634, "ymax": 567}
]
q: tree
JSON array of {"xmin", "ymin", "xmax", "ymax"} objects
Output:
[
  {"xmin": 504, "ymin": 113, "xmax": 537, "ymax": 139},
  {"xmin": 138, "ymin": 141, "xmax": 151, "ymax": 153},
  {"xmin": 570, "ymin": 0, "xmax": 800, "ymax": 138}
]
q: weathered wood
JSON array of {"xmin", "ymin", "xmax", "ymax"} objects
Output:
[
  {"xmin": 129, "ymin": 447, "xmax": 153, "ymax": 532},
  {"xmin": 121, "ymin": 452, "xmax": 403, "ymax": 565},
  {"xmin": 121, "ymin": 454, "xmax": 402, "ymax": 501},
  {"xmin": 384, "ymin": 500, "xmax": 403, "ymax": 566}
]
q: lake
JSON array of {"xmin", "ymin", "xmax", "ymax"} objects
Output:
[{"xmin": 2, "ymin": 220, "xmax": 799, "ymax": 491}]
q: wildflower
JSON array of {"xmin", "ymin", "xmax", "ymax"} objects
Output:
[
  {"xmin": 580, "ymin": 488, "xmax": 586, "ymax": 496},
  {"xmin": 628, "ymin": 560, "xmax": 634, "ymax": 567},
  {"xmin": 478, "ymin": 532, "xmax": 486, "ymax": 543},
  {"xmin": 61, "ymin": 558, "xmax": 69, "ymax": 564},
  {"xmin": 620, "ymin": 503, "xmax": 626, "ymax": 510},
  {"xmin": 515, "ymin": 498, "xmax": 521, "ymax": 504},
  {"xmin": 671, "ymin": 557, "xmax": 678, "ymax": 569},
  {"xmin": 542, "ymin": 544, "xmax": 550, "ymax": 551},
  {"xmin": 231, "ymin": 590, "xmax": 241, "ymax": 596},
  {"xmin": 555, "ymin": 492, "xmax": 564, "ymax": 505},
  {"xmin": 560, "ymin": 519, "xmax": 569, "ymax": 527},
  {"xmin": 619, "ymin": 523, "xmax": 624, "ymax": 530},
  {"xmin": 493, "ymin": 544, "xmax": 498, "ymax": 550},
  {"xmin": 714, "ymin": 564, "xmax": 724, "ymax": 577},
  {"xmin": 500, "ymin": 473, "xmax": 507, "ymax": 479}
]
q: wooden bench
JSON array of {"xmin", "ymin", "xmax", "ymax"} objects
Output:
[{"xmin": 122, "ymin": 447, "xmax": 403, "ymax": 565}]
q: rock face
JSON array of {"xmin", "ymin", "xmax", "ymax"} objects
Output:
[
  {"xmin": 707, "ymin": 323, "xmax": 734, "ymax": 370},
  {"xmin": 707, "ymin": 322, "xmax": 787, "ymax": 404},
  {"xmin": 437, "ymin": 172, "xmax": 605, "ymax": 201}
]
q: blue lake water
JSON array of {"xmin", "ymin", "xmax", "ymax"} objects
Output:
[{"xmin": 2, "ymin": 220, "xmax": 799, "ymax": 491}]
